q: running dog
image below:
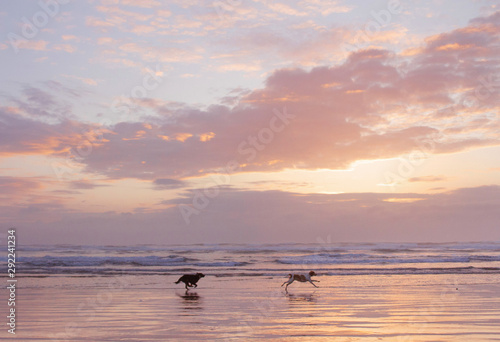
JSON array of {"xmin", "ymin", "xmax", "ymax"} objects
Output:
[
  {"xmin": 281, "ymin": 271, "xmax": 319, "ymax": 291},
  {"xmin": 175, "ymin": 273, "xmax": 205, "ymax": 289}
]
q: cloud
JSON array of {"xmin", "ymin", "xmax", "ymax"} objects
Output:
[
  {"xmin": 61, "ymin": 35, "xmax": 79, "ymax": 41},
  {"xmin": 61, "ymin": 74, "xmax": 100, "ymax": 86},
  {"xmin": 14, "ymin": 40, "xmax": 48, "ymax": 51},
  {"xmin": 8, "ymin": 185, "xmax": 500, "ymax": 244},
  {"xmin": 21, "ymin": 86, "xmax": 57, "ymax": 109},
  {"xmin": 408, "ymin": 176, "xmax": 448, "ymax": 183},
  {"xmin": 119, "ymin": 0, "xmax": 161, "ymax": 8},
  {"xmin": 87, "ymin": 2, "xmax": 203, "ymax": 38},
  {"xmin": 2, "ymin": 12, "xmax": 499, "ymax": 182},
  {"xmin": 0, "ymin": 106, "xmax": 100, "ymax": 157},
  {"xmin": 0, "ymin": 176, "xmax": 43, "ymax": 195},
  {"xmin": 152, "ymin": 178, "xmax": 188, "ymax": 190},
  {"xmin": 117, "ymin": 41, "xmax": 204, "ymax": 63},
  {"xmin": 255, "ymin": 0, "xmax": 352, "ymax": 18},
  {"xmin": 53, "ymin": 43, "xmax": 77, "ymax": 53},
  {"xmin": 267, "ymin": 3, "xmax": 308, "ymax": 16},
  {"xmin": 85, "ymin": 16, "xmax": 114, "ymax": 28},
  {"xmin": 0, "ymin": 176, "xmax": 78, "ymax": 219},
  {"xmin": 217, "ymin": 62, "xmax": 262, "ymax": 72},
  {"xmin": 215, "ymin": 25, "xmax": 347, "ymax": 66},
  {"xmin": 5, "ymin": 83, "xmax": 86, "ymax": 120},
  {"xmin": 69, "ymin": 180, "xmax": 110, "ymax": 190},
  {"xmin": 205, "ymin": 185, "xmax": 500, "ymax": 242},
  {"xmin": 75, "ymin": 11, "xmax": 499, "ymax": 180},
  {"xmin": 298, "ymin": 0, "xmax": 352, "ymax": 15},
  {"xmin": 97, "ymin": 37, "xmax": 114, "ymax": 45}
]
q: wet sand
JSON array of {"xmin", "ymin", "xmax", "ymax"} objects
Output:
[{"xmin": 2, "ymin": 274, "xmax": 500, "ymax": 341}]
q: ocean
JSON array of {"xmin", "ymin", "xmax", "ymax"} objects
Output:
[{"xmin": 18, "ymin": 242, "xmax": 500, "ymax": 281}]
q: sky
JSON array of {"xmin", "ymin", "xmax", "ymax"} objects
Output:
[{"xmin": 0, "ymin": 0, "xmax": 499, "ymax": 245}]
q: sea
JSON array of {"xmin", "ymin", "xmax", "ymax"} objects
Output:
[{"xmin": 17, "ymin": 242, "xmax": 500, "ymax": 283}]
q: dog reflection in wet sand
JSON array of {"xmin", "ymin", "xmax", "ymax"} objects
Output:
[
  {"xmin": 180, "ymin": 291, "xmax": 200, "ymax": 301},
  {"xmin": 281, "ymin": 271, "xmax": 319, "ymax": 292}
]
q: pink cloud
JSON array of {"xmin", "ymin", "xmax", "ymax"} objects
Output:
[
  {"xmin": 152, "ymin": 178, "xmax": 188, "ymax": 190},
  {"xmin": 85, "ymin": 16, "xmax": 114, "ymax": 28},
  {"xmin": 0, "ymin": 177, "xmax": 77, "ymax": 225},
  {"xmin": 0, "ymin": 106, "xmax": 97, "ymax": 157},
  {"xmin": 69, "ymin": 180, "xmax": 110, "ymax": 190},
  {"xmin": 74, "ymin": 11, "xmax": 499, "ymax": 179},
  {"xmin": 119, "ymin": 0, "xmax": 161, "ymax": 8},
  {"xmin": 52, "ymin": 43, "xmax": 77, "ymax": 53},
  {"xmin": 0, "ymin": 176, "xmax": 43, "ymax": 195},
  {"xmin": 267, "ymin": 3, "xmax": 308, "ymax": 16},
  {"xmin": 15, "ymin": 40, "xmax": 48, "ymax": 51},
  {"xmin": 408, "ymin": 175, "xmax": 448, "ymax": 183},
  {"xmin": 215, "ymin": 25, "xmax": 347, "ymax": 65},
  {"xmin": 2, "ymin": 12, "xmax": 499, "ymax": 182}
]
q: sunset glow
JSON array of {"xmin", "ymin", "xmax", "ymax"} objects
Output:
[{"xmin": 1, "ymin": 0, "xmax": 499, "ymax": 244}]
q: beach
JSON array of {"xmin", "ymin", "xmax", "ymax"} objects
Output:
[
  {"xmin": 3, "ymin": 274, "xmax": 500, "ymax": 341},
  {"xmin": 2, "ymin": 243, "xmax": 500, "ymax": 341}
]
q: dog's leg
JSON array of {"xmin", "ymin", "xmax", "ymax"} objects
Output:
[
  {"xmin": 281, "ymin": 277, "xmax": 293, "ymax": 287},
  {"xmin": 308, "ymin": 280, "xmax": 318, "ymax": 288}
]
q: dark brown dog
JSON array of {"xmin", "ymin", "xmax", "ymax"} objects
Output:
[{"xmin": 175, "ymin": 273, "xmax": 205, "ymax": 289}]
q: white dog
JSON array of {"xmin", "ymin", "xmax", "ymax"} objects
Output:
[{"xmin": 281, "ymin": 271, "xmax": 319, "ymax": 291}]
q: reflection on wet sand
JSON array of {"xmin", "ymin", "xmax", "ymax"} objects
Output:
[
  {"xmin": 285, "ymin": 291, "xmax": 317, "ymax": 303},
  {"xmin": 177, "ymin": 290, "xmax": 203, "ymax": 312}
]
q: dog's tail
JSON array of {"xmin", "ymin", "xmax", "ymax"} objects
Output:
[
  {"xmin": 281, "ymin": 274, "xmax": 292, "ymax": 286},
  {"xmin": 174, "ymin": 278, "xmax": 181, "ymax": 284}
]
